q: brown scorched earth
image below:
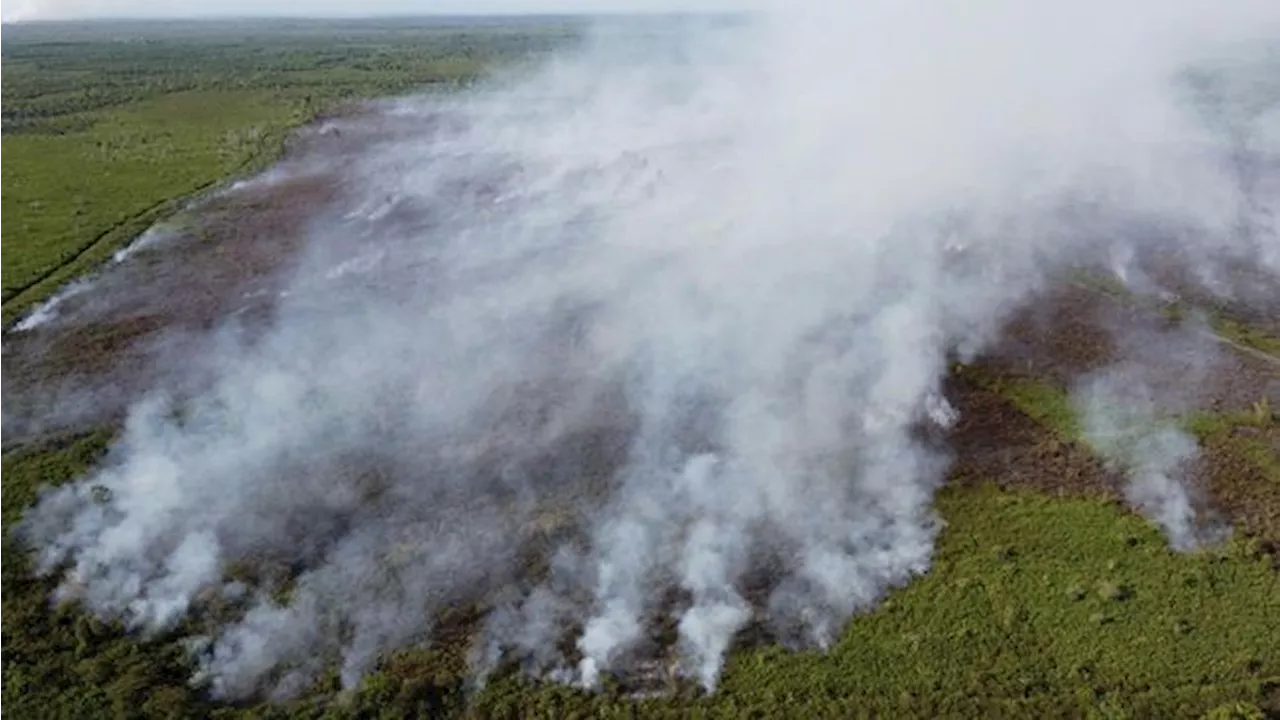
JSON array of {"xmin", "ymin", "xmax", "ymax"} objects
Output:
[{"xmin": 2, "ymin": 100, "xmax": 1277, "ymax": 551}]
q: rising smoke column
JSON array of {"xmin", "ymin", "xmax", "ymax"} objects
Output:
[
  {"xmin": 1071, "ymin": 321, "xmax": 1230, "ymax": 552},
  {"xmin": 1074, "ymin": 375, "xmax": 1206, "ymax": 552},
  {"xmin": 16, "ymin": 1, "xmax": 1280, "ymax": 700}
]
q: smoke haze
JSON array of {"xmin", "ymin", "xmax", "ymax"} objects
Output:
[
  {"xmin": 1072, "ymin": 320, "xmax": 1230, "ymax": 552},
  {"xmin": 15, "ymin": 1, "xmax": 1280, "ymax": 700}
]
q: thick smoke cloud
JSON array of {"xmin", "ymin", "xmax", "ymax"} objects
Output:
[{"xmin": 16, "ymin": 1, "xmax": 1280, "ymax": 700}]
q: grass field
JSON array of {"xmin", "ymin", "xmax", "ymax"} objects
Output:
[
  {"xmin": 0, "ymin": 18, "xmax": 578, "ymax": 325},
  {"xmin": 2, "ymin": 91, "xmax": 308, "ymax": 319},
  {"xmin": 2, "ymin": 18, "xmax": 1279, "ymax": 720},
  {"xmin": 3, "ymin": 435, "xmax": 1276, "ymax": 719}
]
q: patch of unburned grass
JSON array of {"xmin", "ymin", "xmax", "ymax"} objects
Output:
[
  {"xmin": 964, "ymin": 365, "xmax": 1278, "ymax": 486},
  {"xmin": 6, "ymin": 437, "xmax": 1276, "ymax": 718},
  {"xmin": 1, "ymin": 24, "xmax": 577, "ymax": 326},
  {"xmin": 965, "ymin": 364, "xmax": 1280, "ymax": 541},
  {"xmin": 1186, "ymin": 404, "xmax": 1280, "ymax": 487},
  {"xmin": 0, "ymin": 431, "xmax": 211, "ymax": 719},
  {"xmin": 1, "ymin": 90, "xmax": 310, "ymax": 323},
  {"xmin": 1, "ymin": 429, "xmax": 114, "ymax": 527},
  {"xmin": 468, "ymin": 485, "xmax": 1279, "ymax": 718},
  {"xmin": 971, "ymin": 371, "xmax": 1083, "ymax": 438}
]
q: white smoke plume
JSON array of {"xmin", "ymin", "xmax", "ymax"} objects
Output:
[
  {"xmin": 15, "ymin": 1, "xmax": 1280, "ymax": 701},
  {"xmin": 1071, "ymin": 322, "xmax": 1228, "ymax": 551}
]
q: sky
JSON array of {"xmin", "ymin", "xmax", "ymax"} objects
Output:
[{"xmin": 0, "ymin": 0, "xmax": 740, "ymax": 22}]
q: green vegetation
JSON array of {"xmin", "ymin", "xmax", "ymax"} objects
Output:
[
  {"xmin": 1186, "ymin": 403, "xmax": 1280, "ymax": 488},
  {"xmin": 2, "ymin": 91, "xmax": 308, "ymax": 323},
  {"xmin": 964, "ymin": 363, "xmax": 1280, "ymax": 541},
  {"xmin": 4, "ymin": 438, "xmax": 1277, "ymax": 718},
  {"xmin": 4, "ymin": 20, "xmax": 1278, "ymax": 720},
  {"xmin": 976, "ymin": 372, "xmax": 1084, "ymax": 439},
  {"xmin": 467, "ymin": 486, "xmax": 1279, "ymax": 719},
  {"xmin": 1, "ymin": 18, "xmax": 579, "ymax": 134},
  {"xmin": 970, "ymin": 368, "xmax": 1278, "ymax": 487},
  {"xmin": 1, "ymin": 18, "xmax": 580, "ymax": 325}
]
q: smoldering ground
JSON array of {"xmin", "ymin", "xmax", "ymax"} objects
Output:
[{"xmin": 11, "ymin": 1, "xmax": 1280, "ymax": 702}]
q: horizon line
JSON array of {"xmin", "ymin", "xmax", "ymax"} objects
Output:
[{"xmin": 2, "ymin": 10, "xmax": 748, "ymax": 25}]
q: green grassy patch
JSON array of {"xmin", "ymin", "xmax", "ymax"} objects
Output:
[
  {"xmin": 1185, "ymin": 403, "xmax": 1280, "ymax": 487},
  {"xmin": 973, "ymin": 371, "xmax": 1083, "ymax": 438},
  {"xmin": 1, "ymin": 20, "xmax": 577, "ymax": 326},
  {"xmin": 964, "ymin": 365, "xmax": 1278, "ymax": 485},
  {"xmin": 465, "ymin": 485, "xmax": 1279, "ymax": 719},
  {"xmin": 4, "ymin": 438, "xmax": 1277, "ymax": 718},
  {"xmin": 958, "ymin": 364, "xmax": 1279, "ymax": 541},
  {"xmin": 1, "ymin": 90, "xmax": 310, "ymax": 323}
]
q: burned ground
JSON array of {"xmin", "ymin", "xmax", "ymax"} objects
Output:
[
  {"xmin": 5, "ymin": 98, "xmax": 1278, "ymax": 534},
  {"xmin": 3, "ymin": 97, "xmax": 1279, "ymax": 718}
]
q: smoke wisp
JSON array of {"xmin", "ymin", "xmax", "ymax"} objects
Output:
[
  {"xmin": 15, "ymin": 1, "xmax": 1280, "ymax": 700},
  {"xmin": 1071, "ymin": 320, "xmax": 1231, "ymax": 551}
]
